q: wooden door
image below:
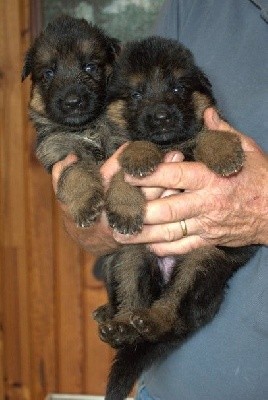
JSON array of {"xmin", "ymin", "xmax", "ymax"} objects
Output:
[{"xmin": 0, "ymin": 1, "xmax": 113, "ymax": 399}]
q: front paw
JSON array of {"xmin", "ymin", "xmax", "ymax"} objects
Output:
[
  {"xmin": 57, "ymin": 167, "xmax": 104, "ymax": 227},
  {"xmin": 69, "ymin": 190, "xmax": 104, "ymax": 228},
  {"xmin": 119, "ymin": 141, "xmax": 163, "ymax": 177},
  {"xmin": 195, "ymin": 130, "xmax": 245, "ymax": 176},
  {"xmin": 107, "ymin": 208, "xmax": 144, "ymax": 235},
  {"xmin": 106, "ymin": 175, "xmax": 145, "ymax": 234}
]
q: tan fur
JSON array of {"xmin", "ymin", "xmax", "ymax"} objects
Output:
[
  {"xmin": 192, "ymin": 91, "xmax": 213, "ymax": 121},
  {"xmin": 79, "ymin": 38, "xmax": 95, "ymax": 54},
  {"xmin": 129, "ymin": 73, "xmax": 144, "ymax": 87},
  {"xmin": 30, "ymin": 86, "xmax": 46, "ymax": 114},
  {"xmin": 106, "ymin": 100, "xmax": 127, "ymax": 128},
  {"xmin": 173, "ymin": 68, "xmax": 185, "ymax": 79},
  {"xmin": 36, "ymin": 45, "xmax": 57, "ymax": 66}
]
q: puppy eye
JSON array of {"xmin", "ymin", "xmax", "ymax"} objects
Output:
[
  {"xmin": 131, "ymin": 92, "xmax": 143, "ymax": 100},
  {"xmin": 84, "ymin": 63, "xmax": 97, "ymax": 73},
  {"xmin": 43, "ymin": 69, "xmax": 54, "ymax": 80},
  {"xmin": 172, "ymin": 85, "xmax": 184, "ymax": 95}
]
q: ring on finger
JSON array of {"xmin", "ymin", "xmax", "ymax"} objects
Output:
[{"xmin": 179, "ymin": 219, "xmax": 188, "ymax": 237}]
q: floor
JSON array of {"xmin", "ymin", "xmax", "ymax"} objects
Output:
[{"xmin": 46, "ymin": 394, "xmax": 133, "ymax": 400}]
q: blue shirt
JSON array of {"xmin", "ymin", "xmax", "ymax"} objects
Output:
[{"xmin": 140, "ymin": 1, "xmax": 268, "ymax": 399}]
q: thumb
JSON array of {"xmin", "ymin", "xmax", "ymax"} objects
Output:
[
  {"xmin": 204, "ymin": 107, "xmax": 236, "ymax": 132},
  {"xmin": 204, "ymin": 107, "xmax": 259, "ymax": 153}
]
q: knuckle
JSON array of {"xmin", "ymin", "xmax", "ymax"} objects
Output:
[
  {"xmin": 170, "ymin": 164, "xmax": 184, "ymax": 188},
  {"xmin": 150, "ymin": 244, "xmax": 167, "ymax": 257},
  {"xmin": 162, "ymin": 225, "xmax": 177, "ymax": 242},
  {"xmin": 165, "ymin": 199, "xmax": 180, "ymax": 222}
]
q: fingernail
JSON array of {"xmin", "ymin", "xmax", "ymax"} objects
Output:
[
  {"xmin": 211, "ymin": 109, "xmax": 220, "ymax": 125},
  {"xmin": 165, "ymin": 152, "xmax": 183, "ymax": 162}
]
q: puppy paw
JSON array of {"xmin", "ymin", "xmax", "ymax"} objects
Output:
[
  {"xmin": 211, "ymin": 147, "xmax": 244, "ymax": 176},
  {"xmin": 195, "ymin": 130, "xmax": 245, "ymax": 176},
  {"xmin": 130, "ymin": 310, "xmax": 157, "ymax": 339},
  {"xmin": 106, "ymin": 175, "xmax": 145, "ymax": 234},
  {"xmin": 57, "ymin": 163, "xmax": 105, "ymax": 227},
  {"xmin": 71, "ymin": 192, "xmax": 104, "ymax": 228},
  {"xmin": 130, "ymin": 308, "xmax": 174, "ymax": 341},
  {"xmin": 98, "ymin": 321, "xmax": 141, "ymax": 348},
  {"xmin": 93, "ymin": 304, "xmax": 114, "ymax": 323},
  {"xmin": 119, "ymin": 141, "xmax": 163, "ymax": 177},
  {"xmin": 107, "ymin": 209, "xmax": 144, "ymax": 234}
]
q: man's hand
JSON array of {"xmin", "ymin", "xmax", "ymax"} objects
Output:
[{"xmin": 113, "ymin": 108, "xmax": 268, "ymax": 255}]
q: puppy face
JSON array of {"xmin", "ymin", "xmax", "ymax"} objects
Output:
[
  {"xmin": 22, "ymin": 15, "xmax": 120, "ymax": 127},
  {"xmin": 107, "ymin": 37, "xmax": 214, "ymax": 146}
]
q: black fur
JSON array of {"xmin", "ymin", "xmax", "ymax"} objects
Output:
[
  {"xmin": 91, "ymin": 37, "xmax": 257, "ymax": 400},
  {"xmin": 22, "ymin": 15, "xmax": 123, "ymax": 227}
]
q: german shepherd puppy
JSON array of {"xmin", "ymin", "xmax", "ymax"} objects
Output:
[
  {"xmin": 91, "ymin": 37, "xmax": 256, "ymax": 400},
  {"xmin": 22, "ymin": 15, "xmax": 121, "ymax": 227}
]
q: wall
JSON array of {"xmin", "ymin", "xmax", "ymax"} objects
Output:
[{"xmin": 0, "ymin": 1, "xmax": 113, "ymax": 399}]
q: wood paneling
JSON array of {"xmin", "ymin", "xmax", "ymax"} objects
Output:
[{"xmin": 0, "ymin": 1, "xmax": 113, "ymax": 399}]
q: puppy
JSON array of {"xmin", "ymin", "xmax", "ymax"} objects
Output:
[
  {"xmin": 92, "ymin": 37, "xmax": 257, "ymax": 400},
  {"xmin": 22, "ymin": 15, "xmax": 121, "ymax": 227}
]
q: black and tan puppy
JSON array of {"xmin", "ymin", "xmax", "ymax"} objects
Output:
[
  {"xmin": 92, "ymin": 37, "xmax": 257, "ymax": 400},
  {"xmin": 22, "ymin": 15, "xmax": 121, "ymax": 227}
]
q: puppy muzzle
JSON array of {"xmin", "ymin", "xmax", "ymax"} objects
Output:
[{"xmin": 48, "ymin": 84, "xmax": 103, "ymax": 126}]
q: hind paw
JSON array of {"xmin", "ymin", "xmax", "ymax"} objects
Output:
[{"xmin": 98, "ymin": 321, "xmax": 141, "ymax": 348}]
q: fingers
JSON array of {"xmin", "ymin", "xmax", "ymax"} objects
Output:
[
  {"xmin": 113, "ymin": 217, "xmax": 199, "ymax": 244},
  {"xmin": 204, "ymin": 107, "xmax": 237, "ymax": 133},
  {"xmin": 141, "ymin": 153, "xmax": 184, "ymax": 200},
  {"xmin": 149, "ymin": 235, "xmax": 208, "ymax": 256},
  {"xmin": 144, "ymin": 190, "xmax": 208, "ymax": 224},
  {"xmin": 125, "ymin": 161, "xmax": 212, "ymax": 190}
]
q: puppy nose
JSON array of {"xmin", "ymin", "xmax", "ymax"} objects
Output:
[
  {"xmin": 154, "ymin": 110, "xmax": 169, "ymax": 121},
  {"xmin": 63, "ymin": 93, "xmax": 81, "ymax": 109}
]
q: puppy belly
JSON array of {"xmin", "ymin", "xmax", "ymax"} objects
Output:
[{"xmin": 157, "ymin": 256, "xmax": 175, "ymax": 283}]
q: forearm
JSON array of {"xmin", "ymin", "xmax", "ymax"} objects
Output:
[{"xmin": 63, "ymin": 213, "xmax": 119, "ymax": 256}]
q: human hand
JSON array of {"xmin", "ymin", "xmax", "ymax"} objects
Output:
[{"xmin": 113, "ymin": 108, "xmax": 268, "ymax": 255}]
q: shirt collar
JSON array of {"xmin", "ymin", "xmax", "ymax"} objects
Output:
[{"xmin": 250, "ymin": 0, "xmax": 268, "ymax": 22}]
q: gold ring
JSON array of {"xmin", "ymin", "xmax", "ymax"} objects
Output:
[{"xmin": 180, "ymin": 220, "xmax": 188, "ymax": 237}]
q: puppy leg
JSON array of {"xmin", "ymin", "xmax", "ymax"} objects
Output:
[
  {"xmin": 129, "ymin": 247, "xmax": 238, "ymax": 341},
  {"xmin": 57, "ymin": 160, "xmax": 104, "ymax": 227},
  {"xmin": 194, "ymin": 129, "xmax": 245, "ymax": 176},
  {"xmin": 96, "ymin": 245, "xmax": 163, "ymax": 347},
  {"xmin": 106, "ymin": 141, "xmax": 163, "ymax": 234},
  {"xmin": 106, "ymin": 170, "xmax": 146, "ymax": 234}
]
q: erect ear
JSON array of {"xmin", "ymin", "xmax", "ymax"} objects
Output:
[{"xmin": 21, "ymin": 46, "xmax": 35, "ymax": 82}]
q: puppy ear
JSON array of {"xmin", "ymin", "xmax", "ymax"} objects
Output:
[
  {"xmin": 196, "ymin": 68, "xmax": 212, "ymax": 91},
  {"xmin": 21, "ymin": 47, "xmax": 35, "ymax": 82},
  {"xmin": 109, "ymin": 37, "xmax": 121, "ymax": 57}
]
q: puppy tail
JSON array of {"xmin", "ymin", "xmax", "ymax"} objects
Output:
[{"xmin": 105, "ymin": 341, "xmax": 176, "ymax": 400}]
